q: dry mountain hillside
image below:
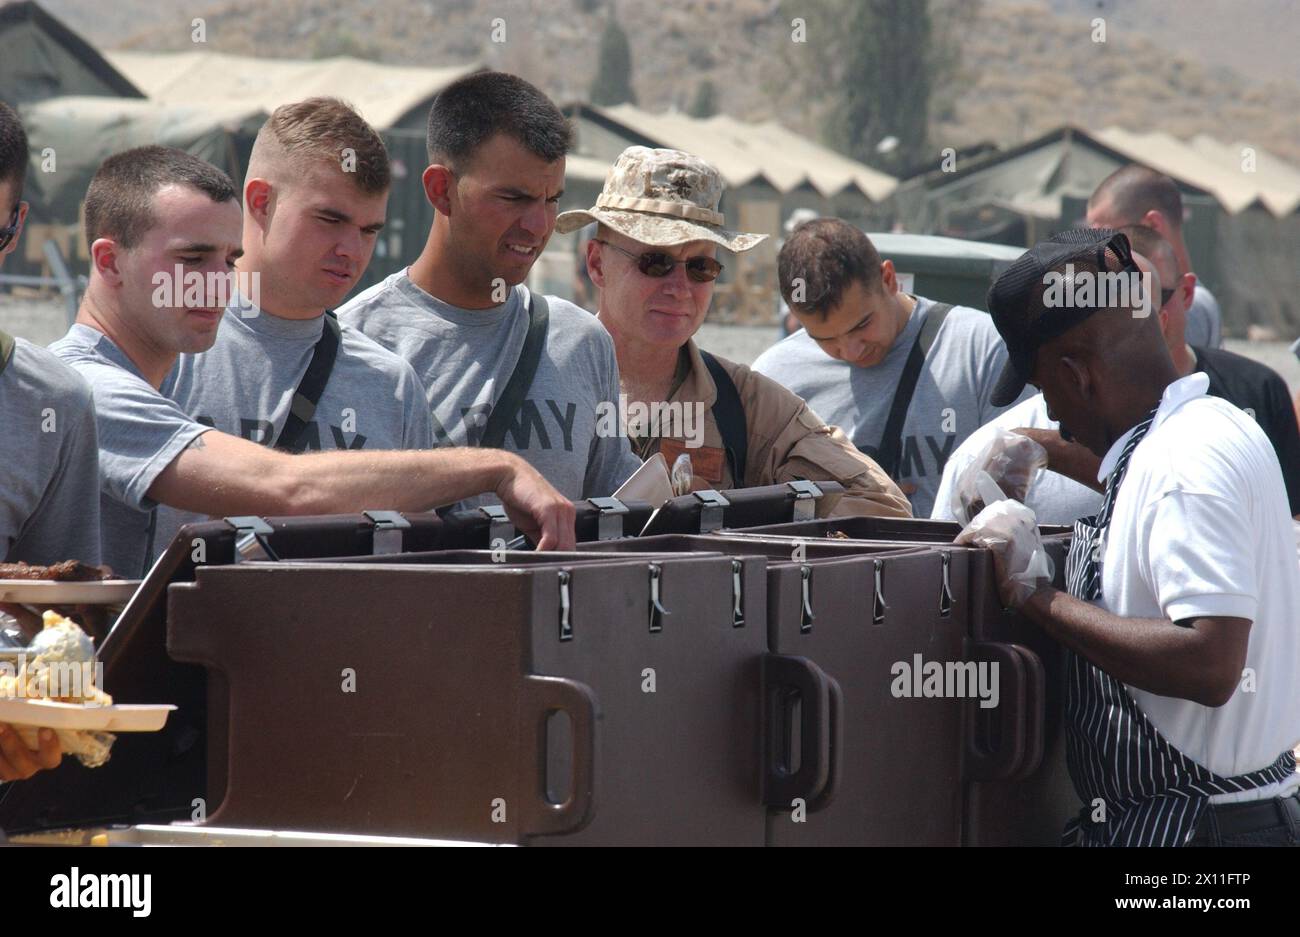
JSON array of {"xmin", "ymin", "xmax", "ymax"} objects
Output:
[{"xmin": 36, "ymin": 0, "xmax": 1300, "ymax": 167}]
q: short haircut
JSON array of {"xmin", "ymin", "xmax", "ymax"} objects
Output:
[
  {"xmin": 249, "ymin": 97, "xmax": 390, "ymax": 195},
  {"xmin": 1117, "ymin": 224, "xmax": 1177, "ymax": 280},
  {"xmin": 0, "ymin": 101, "xmax": 28, "ymax": 201},
  {"xmin": 1090, "ymin": 164, "xmax": 1184, "ymax": 229},
  {"xmin": 778, "ymin": 218, "xmax": 883, "ymax": 317},
  {"xmin": 425, "ymin": 70, "xmax": 572, "ymax": 169},
  {"xmin": 84, "ymin": 145, "xmax": 238, "ymax": 253}
]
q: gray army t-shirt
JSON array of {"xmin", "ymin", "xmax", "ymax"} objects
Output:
[
  {"xmin": 752, "ymin": 295, "xmax": 1029, "ymax": 518},
  {"xmin": 49, "ymin": 324, "xmax": 210, "ymax": 578},
  {"xmin": 338, "ymin": 272, "xmax": 639, "ymax": 505},
  {"xmin": 1187, "ymin": 282, "xmax": 1223, "ymax": 350},
  {"xmin": 151, "ymin": 303, "xmax": 436, "ymax": 554},
  {"xmin": 0, "ymin": 337, "xmax": 101, "ymax": 566}
]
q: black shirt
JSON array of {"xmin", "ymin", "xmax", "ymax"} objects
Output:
[{"xmin": 1194, "ymin": 345, "xmax": 1300, "ymax": 516}]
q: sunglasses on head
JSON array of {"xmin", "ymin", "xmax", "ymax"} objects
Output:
[
  {"xmin": 595, "ymin": 239, "xmax": 723, "ymax": 283},
  {"xmin": 0, "ymin": 205, "xmax": 20, "ymax": 253}
]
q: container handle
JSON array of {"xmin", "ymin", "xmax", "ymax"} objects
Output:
[
  {"xmin": 521, "ymin": 674, "xmax": 597, "ymax": 836},
  {"xmin": 762, "ymin": 654, "xmax": 833, "ymax": 808},
  {"xmin": 963, "ymin": 641, "xmax": 1028, "ymax": 781}
]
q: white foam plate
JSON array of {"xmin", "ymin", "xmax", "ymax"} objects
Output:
[
  {"xmin": 0, "ymin": 698, "xmax": 174, "ymax": 732},
  {"xmin": 0, "ymin": 580, "xmax": 141, "ymax": 606},
  {"xmin": 614, "ymin": 453, "xmax": 674, "ymax": 507}
]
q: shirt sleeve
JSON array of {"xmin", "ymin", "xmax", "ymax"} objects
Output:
[
  {"xmin": 11, "ymin": 380, "xmax": 102, "ymax": 566},
  {"xmin": 86, "ymin": 363, "xmax": 211, "ymax": 511},
  {"xmin": 1143, "ymin": 489, "xmax": 1259, "ymax": 623},
  {"xmin": 581, "ymin": 330, "xmax": 641, "ymax": 498},
  {"xmin": 973, "ymin": 315, "xmax": 1020, "ymax": 424}
]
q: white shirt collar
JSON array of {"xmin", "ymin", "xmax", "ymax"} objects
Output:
[{"xmin": 1095, "ymin": 372, "xmax": 1210, "ymax": 482}]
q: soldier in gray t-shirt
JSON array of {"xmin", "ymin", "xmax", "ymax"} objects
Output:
[
  {"xmin": 0, "ymin": 336, "xmax": 101, "ymax": 566},
  {"xmin": 50, "ymin": 324, "xmax": 210, "ymax": 577},
  {"xmin": 754, "ymin": 295, "xmax": 1023, "ymax": 518},
  {"xmin": 153, "ymin": 301, "xmax": 435, "ymax": 557},
  {"xmin": 339, "ymin": 277, "xmax": 639, "ymax": 505},
  {"xmin": 340, "ymin": 72, "xmax": 641, "ymax": 505},
  {"xmin": 756, "ymin": 218, "xmax": 1029, "ymax": 518}
]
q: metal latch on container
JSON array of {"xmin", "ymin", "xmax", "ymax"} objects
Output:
[
  {"xmin": 693, "ymin": 489, "xmax": 730, "ymax": 533},
  {"xmin": 872, "ymin": 559, "xmax": 887, "ymax": 625},
  {"xmin": 648, "ymin": 564, "xmax": 669, "ymax": 633},
  {"xmin": 731, "ymin": 559, "xmax": 745, "ymax": 628},
  {"xmin": 787, "ymin": 480, "xmax": 824, "ymax": 521},
  {"xmin": 799, "ymin": 564, "xmax": 815, "ymax": 633},
  {"xmin": 223, "ymin": 515, "xmax": 275, "ymax": 563},
  {"xmin": 587, "ymin": 496, "xmax": 629, "ymax": 540},
  {"xmin": 364, "ymin": 510, "xmax": 410, "ymax": 556},
  {"xmin": 478, "ymin": 504, "xmax": 515, "ymax": 546},
  {"xmin": 558, "ymin": 570, "xmax": 573, "ymax": 642},
  {"xmin": 939, "ymin": 552, "xmax": 953, "ymax": 618}
]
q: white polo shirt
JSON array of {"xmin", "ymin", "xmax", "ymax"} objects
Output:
[{"xmin": 1098, "ymin": 372, "xmax": 1300, "ymax": 802}]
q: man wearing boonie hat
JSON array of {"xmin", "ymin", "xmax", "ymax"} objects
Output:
[
  {"xmin": 556, "ymin": 146, "xmax": 909, "ymax": 517},
  {"xmin": 961, "ymin": 227, "xmax": 1300, "ymax": 846}
]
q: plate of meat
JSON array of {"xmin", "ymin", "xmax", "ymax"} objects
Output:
[{"xmin": 0, "ymin": 561, "xmax": 140, "ymax": 606}]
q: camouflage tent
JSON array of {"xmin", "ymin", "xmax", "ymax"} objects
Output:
[{"xmin": 0, "ymin": 1, "xmax": 142, "ymax": 107}]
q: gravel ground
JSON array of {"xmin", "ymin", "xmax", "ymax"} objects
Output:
[
  {"xmin": 0, "ymin": 295, "xmax": 75, "ymax": 348},
  {"xmin": 4, "ymin": 294, "xmax": 1297, "ymax": 397}
]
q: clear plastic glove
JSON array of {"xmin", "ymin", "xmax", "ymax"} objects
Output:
[
  {"xmin": 955, "ymin": 472, "xmax": 1055, "ymax": 608},
  {"xmin": 950, "ymin": 429, "xmax": 1049, "ymax": 525}
]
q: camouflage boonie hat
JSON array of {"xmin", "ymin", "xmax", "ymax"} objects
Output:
[{"xmin": 556, "ymin": 146, "xmax": 767, "ymax": 252}]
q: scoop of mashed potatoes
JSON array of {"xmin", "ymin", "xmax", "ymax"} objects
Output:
[{"xmin": 0, "ymin": 611, "xmax": 114, "ymax": 767}]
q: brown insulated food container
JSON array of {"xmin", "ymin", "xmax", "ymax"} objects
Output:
[
  {"xmin": 164, "ymin": 549, "xmax": 772, "ymax": 845},
  {"xmin": 579, "ymin": 533, "xmax": 967, "ymax": 846},
  {"xmin": 724, "ymin": 515, "xmax": 1078, "ymax": 845},
  {"xmin": 0, "ymin": 503, "xmax": 651, "ymax": 836}
]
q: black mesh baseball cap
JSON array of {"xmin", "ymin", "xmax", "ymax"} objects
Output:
[{"xmin": 986, "ymin": 227, "xmax": 1140, "ymax": 406}]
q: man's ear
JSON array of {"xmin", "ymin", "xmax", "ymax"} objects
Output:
[
  {"xmin": 1060, "ymin": 354, "xmax": 1092, "ymax": 402},
  {"xmin": 1142, "ymin": 209, "xmax": 1169, "ymax": 238},
  {"xmin": 1180, "ymin": 271, "xmax": 1196, "ymax": 311},
  {"xmin": 244, "ymin": 178, "xmax": 273, "ymax": 228},
  {"xmin": 422, "ymin": 164, "xmax": 454, "ymax": 215},
  {"xmin": 879, "ymin": 258, "xmax": 898, "ymax": 294},
  {"xmin": 90, "ymin": 238, "xmax": 122, "ymax": 285},
  {"xmin": 586, "ymin": 237, "xmax": 606, "ymax": 289}
]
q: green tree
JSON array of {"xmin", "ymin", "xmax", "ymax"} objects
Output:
[
  {"xmin": 689, "ymin": 79, "xmax": 719, "ymax": 118},
  {"xmin": 778, "ymin": 0, "xmax": 977, "ymax": 174},
  {"xmin": 589, "ymin": 19, "xmax": 637, "ymax": 106},
  {"xmin": 828, "ymin": 0, "xmax": 931, "ymax": 173}
]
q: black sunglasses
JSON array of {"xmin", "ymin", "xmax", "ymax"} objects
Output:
[
  {"xmin": 595, "ymin": 239, "xmax": 723, "ymax": 283},
  {"xmin": 0, "ymin": 205, "xmax": 20, "ymax": 253}
]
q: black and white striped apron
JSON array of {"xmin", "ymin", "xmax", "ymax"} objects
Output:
[{"xmin": 1061, "ymin": 407, "xmax": 1296, "ymax": 846}]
